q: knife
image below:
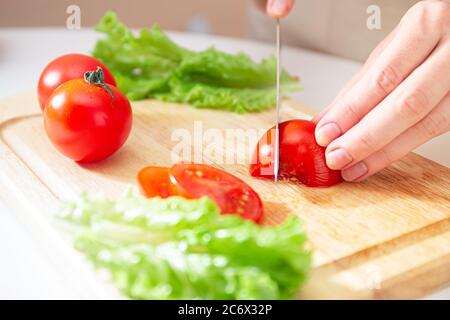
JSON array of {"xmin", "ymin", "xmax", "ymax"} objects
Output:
[{"xmin": 274, "ymin": 18, "xmax": 281, "ymax": 183}]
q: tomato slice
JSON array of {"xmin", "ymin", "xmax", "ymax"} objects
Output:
[
  {"xmin": 171, "ymin": 163, "xmax": 263, "ymax": 223},
  {"xmin": 138, "ymin": 167, "xmax": 172, "ymax": 198},
  {"xmin": 250, "ymin": 119, "xmax": 342, "ymax": 187},
  {"xmin": 137, "ymin": 166, "xmax": 190, "ymax": 198}
]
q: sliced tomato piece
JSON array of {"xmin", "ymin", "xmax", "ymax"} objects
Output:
[
  {"xmin": 250, "ymin": 119, "xmax": 342, "ymax": 187},
  {"xmin": 138, "ymin": 167, "xmax": 172, "ymax": 198},
  {"xmin": 137, "ymin": 166, "xmax": 190, "ymax": 198},
  {"xmin": 171, "ymin": 163, "xmax": 263, "ymax": 223}
]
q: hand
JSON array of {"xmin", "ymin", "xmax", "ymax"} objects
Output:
[
  {"xmin": 254, "ymin": 0, "xmax": 296, "ymax": 18},
  {"xmin": 314, "ymin": 0, "xmax": 450, "ymax": 182}
]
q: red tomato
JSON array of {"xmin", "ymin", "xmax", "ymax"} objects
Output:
[
  {"xmin": 250, "ymin": 120, "xmax": 342, "ymax": 187},
  {"xmin": 171, "ymin": 163, "xmax": 263, "ymax": 223},
  {"xmin": 44, "ymin": 73, "xmax": 132, "ymax": 163},
  {"xmin": 138, "ymin": 166, "xmax": 190, "ymax": 199},
  {"xmin": 38, "ymin": 53, "xmax": 116, "ymax": 111}
]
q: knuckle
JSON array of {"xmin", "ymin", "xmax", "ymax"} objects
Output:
[
  {"xmin": 342, "ymin": 102, "xmax": 362, "ymax": 123},
  {"xmin": 418, "ymin": 110, "xmax": 449, "ymax": 138},
  {"xmin": 431, "ymin": 2, "xmax": 450, "ymax": 30},
  {"xmin": 395, "ymin": 88, "xmax": 429, "ymax": 120},
  {"xmin": 379, "ymin": 147, "xmax": 395, "ymax": 165},
  {"xmin": 373, "ymin": 65, "xmax": 402, "ymax": 95},
  {"xmin": 408, "ymin": 1, "xmax": 430, "ymax": 19},
  {"xmin": 356, "ymin": 131, "xmax": 377, "ymax": 154},
  {"xmin": 441, "ymin": 3, "xmax": 450, "ymax": 32},
  {"xmin": 430, "ymin": 1, "xmax": 450, "ymax": 17},
  {"xmin": 406, "ymin": 1, "xmax": 449, "ymax": 33}
]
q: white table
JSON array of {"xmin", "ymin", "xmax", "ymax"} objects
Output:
[{"xmin": 0, "ymin": 28, "xmax": 448, "ymax": 299}]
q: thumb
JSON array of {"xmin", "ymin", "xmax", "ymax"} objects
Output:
[{"xmin": 266, "ymin": 0, "xmax": 296, "ymax": 19}]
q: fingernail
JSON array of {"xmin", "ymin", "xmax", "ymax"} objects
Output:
[
  {"xmin": 326, "ymin": 148, "xmax": 353, "ymax": 169},
  {"xmin": 342, "ymin": 162, "xmax": 368, "ymax": 181},
  {"xmin": 316, "ymin": 122, "xmax": 341, "ymax": 146},
  {"xmin": 268, "ymin": 0, "xmax": 288, "ymax": 16}
]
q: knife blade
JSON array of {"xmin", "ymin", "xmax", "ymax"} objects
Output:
[{"xmin": 274, "ymin": 18, "xmax": 281, "ymax": 183}]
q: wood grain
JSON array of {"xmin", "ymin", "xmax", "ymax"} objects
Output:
[{"xmin": 1, "ymin": 91, "xmax": 449, "ymax": 299}]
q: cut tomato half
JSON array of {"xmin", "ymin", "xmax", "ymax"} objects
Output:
[
  {"xmin": 250, "ymin": 120, "xmax": 342, "ymax": 187},
  {"xmin": 170, "ymin": 163, "xmax": 263, "ymax": 223}
]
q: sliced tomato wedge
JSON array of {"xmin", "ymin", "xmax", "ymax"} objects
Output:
[
  {"xmin": 250, "ymin": 119, "xmax": 342, "ymax": 187},
  {"xmin": 171, "ymin": 163, "xmax": 263, "ymax": 223},
  {"xmin": 137, "ymin": 166, "xmax": 190, "ymax": 199}
]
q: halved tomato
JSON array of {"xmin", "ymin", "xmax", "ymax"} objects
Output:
[
  {"xmin": 171, "ymin": 163, "xmax": 263, "ymax": 223},
  {"xmin": 250, "ymin": 119, "xmax": 342, "ymax": 187}
]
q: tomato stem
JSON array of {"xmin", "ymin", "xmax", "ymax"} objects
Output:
[{"xmin": 84, "ymin": 67, "xmax": 114, "ymax": 102}]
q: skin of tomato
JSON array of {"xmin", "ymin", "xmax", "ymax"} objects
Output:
[
  {"xmin": 137, "ymin": 166, "xmax": 191, "ymax": 199},
  {"xmin": 138, "ymin": 167, "xmax": 172, "ymax": 198},
  {"xmin": 171, "ymin": 163, "xmax": 263, "ymax": 223},
  {"xmin": 37, "ymin": 54, "xmax": 116, "ymax": 111},
  {"xmin": 44, "ymin": 79, "xmax": 132, "ymax": 163},
  {"xmin": 250, "ymin": 119, "xmax": 342, "ymax": 187},
  {"xmin": 167, "ymin": 174, "xmax": 193, "ymax": 199}
]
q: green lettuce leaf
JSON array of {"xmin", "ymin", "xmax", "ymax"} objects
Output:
[
  {"xmin": 92, "ymin": 11, "xmax": 302, "ymax": 112},
  {"xmin": 59, "ymin": 192, "xmax": 311, "ymax": 300}
]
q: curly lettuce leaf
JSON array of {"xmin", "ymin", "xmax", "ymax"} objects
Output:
[
  {"xmin": 93, "ymin": 11, "xmax": 302, "ymax": 112},
  {"xmin": 59, "ymin": 192, "xmax": 311, "ymax": 300}
]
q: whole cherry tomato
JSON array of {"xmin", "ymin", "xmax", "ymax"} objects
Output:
[
  {"xmin": 44, "ymin": 67, "xmax": 132, "ymax": 163},
  {"xmin": 250, "ymin": 119, "xmax": 342, "ymax": 187},
  {"xmin": 38, "ymin": 53, "xmax": 116, "ymax": 111}
]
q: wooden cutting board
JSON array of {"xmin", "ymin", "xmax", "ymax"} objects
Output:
[{"xmin": 1, "ymin": 91, "xmax": 449, "ymax": 299}]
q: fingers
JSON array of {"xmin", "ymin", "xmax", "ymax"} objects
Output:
[
  {"xmin": 342, "ymin": 92, "xmax": 450, "ymax": 181},
  {"xmin": 326, "ymin": 40, "xmax": 450, "ymax": 170},
  {"xmin": 314, "ymin": 27, "xmax": 399, "ymax": 124},
  {"xmin": 315, "ymin": 4, "xmax": 442, "ymax": 147},
  {"xmin": 266, "ymin": 0, "xmax": 296, "ymax": 18},
  {"xmin": 253, "ymin": 0, "xmax": 266, "ymax": 11}
]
